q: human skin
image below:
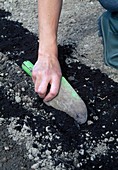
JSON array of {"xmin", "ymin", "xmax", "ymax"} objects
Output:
[{"xmin": 32, "ymin": 0, "xmax": 63, "ymax": 102}]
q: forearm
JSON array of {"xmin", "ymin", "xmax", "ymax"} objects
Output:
[
  {"xmin": 33, "ymin": 0, "xmax": 63, "ymax": 102},
  {"xmin": 38, "ymin": 0, "xmax": 63, "ymax": 48}
]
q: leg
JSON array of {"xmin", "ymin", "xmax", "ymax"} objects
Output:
[
  {"xmin": 99, "ymin": 0, "xmax": 118, "ymax": 12},
  {"xmin": 98, "ymin": 1, "xmax": 118, "ymax": 69}
]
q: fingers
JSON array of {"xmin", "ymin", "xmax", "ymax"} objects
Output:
[
  {"xmin": 44, "ymin": 75, "xmax": 61, "ymax": 102},
  {"xmin": 37, "ymin": 78, "xmax": 49, "ymax": 98},
  {"xmin": 33, "ymin": 75, "xmax": 61, "ymax": 101},
  {"xmin": 33, "ymin": 73, "xmax": 49, "ymax": 99}
]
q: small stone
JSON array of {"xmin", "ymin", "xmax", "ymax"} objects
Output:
[
  {"xmin": 87, "ymin": 120, "xmax": 93, "ymax": 125},
  {"xmin": 45, "ymin": 150, "xmax": 51, "ymax": 156},
  {"xmin": 48, "ymin": 155, "xmax": 52, "ymax": 159},
  {"xmin": 17, "ymin": 71, "xmax": 21, "ymax": 74},
  {"xmin": 93, "ymin": 116, "xmax": 99, "ymax": 120},
  {"xmin": 68, "ymin": 76, "xmax": 75, "ymax": 81},
  {"xmin": 31, "ymin": 148, "xmax": 39, "ymax": 157},
  {"xmin": 45, "ymin": 135, "xmax": 49, "ymax": 139},
  {"xmin": 34, "ymin": 157, "xmax": 39, "ymax": 161},
  {"xmin": 15, "ymin": 96, "xmax": 21, "ymax": 103},
  {"xmin": 0, "ymin": 73, "xmax": 4, "ymax": 76},
  {"xmin": 57, "ymin": 146, "xmax": 62, "ymax": 150},
  {"xmin": 106, "ymin": 131, "xmax": 109, "ymax": 135},
  {"xmin": 99, "ymin": 165, "xmax": 102, "ymax": 169},
  {"xmin": 46, "ymin": 126, "xmax": 50, "ymax": 132},
  {"xmin": 77, "ymin": 163, "xmax": 80, "ymax": 168},
  {"xmin": 0, "ymin": 118, "xmax": 5, "ymax": 124},
  {"xmin": 90, "ymin": 154, "xmax": 96, "ymax": 161},
  {"xmin": 55, "ymin": 135, "xmax": 60, "ymax": 139},
  {"xmin": 21, "ymin": 87, "xmax": 25, "ymax": 91},
  {"xmin": 4, "ymin": 146, "xmax": 10, "ymax": 151},
  {"xmin": 79, "ymin": 149, "xmax": 84, "ymax": 155},
  {"xmin": 86, "ymin": 133, "xmax": 90, "ymax": 137},
  {"xmin": 109, "ymin": 137, "xmax": 114, "ymax": 142},
  {"xmin": 23, "ymin": 124, "xmax": 30, "ymax": 130},
  {"xmin": 31, "ymin": 162, "xmax": 39, "ymax": 169},
  {"xmin": 104, "ymin": 138, "xmax": 108, "ymax": 142},
  {"xmin": 80, "ymin": 144, "xmax": 83, "ymax": 148},
  {"xmin": 52, "ymin": 117, "xmax": 55, "ymax": 120},
  {"xmin": 84, "ymin": 44, "xmax": 89, "ymax": 49},
  {"xmin": 28, "ymin": 154, "xmax": 33, "ymax": 160}
]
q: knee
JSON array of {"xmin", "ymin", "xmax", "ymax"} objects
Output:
[{"xmin": 99, "ymin": 0, "xmax": 118, "ymax": 12}]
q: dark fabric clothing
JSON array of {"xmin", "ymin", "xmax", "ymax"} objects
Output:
[{"xmin": 99, "ymin": 0, "xmax": 118, "ymax": 12}]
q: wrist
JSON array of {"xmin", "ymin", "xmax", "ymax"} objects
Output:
[{"xmin": 38, "ymin": 40, "xmax": 58, "ymax": 59}]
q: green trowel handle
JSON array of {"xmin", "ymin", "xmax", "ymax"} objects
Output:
[{"xmin": 22, "ymin": 60, "xmax": 34, "ymax": 77}]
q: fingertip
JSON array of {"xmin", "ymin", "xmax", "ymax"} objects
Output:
[{"xmin": 43, "ymin": 90, "xmax": 58, "ymax": 102}]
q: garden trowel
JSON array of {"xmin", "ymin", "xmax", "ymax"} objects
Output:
[{"xmin": 22, "ymin": 61, "xmax": 87, "ymax": 124}]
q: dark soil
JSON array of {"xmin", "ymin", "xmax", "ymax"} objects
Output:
[{"xmin": 0, "ymin": 9, "xmax": 118, "ymax": 170}]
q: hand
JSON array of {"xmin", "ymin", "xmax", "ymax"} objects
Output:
[{"xmin": 32, "ymin": 46, "xmax": 62, "ymax": 102}]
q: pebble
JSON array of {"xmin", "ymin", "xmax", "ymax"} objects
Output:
[
  {"xmin": 31, "ymin": 148, "xmax": 39, "ymax": 157},
  {"xmin": 79, "ymin": 149, "xmax": 84, "ymax": 155},
  {"xmin": 106, "ymin": 131, "xmax": 109, "ymax": 135},
  {"xmin": 23, "ymin": 124, "xmax": 30, "ymax": 130},
  {"xmin": 68, "ymin": 76, "xmax": 75, "ymax": 81},
  {"xmin": 90, "ymin": 154, "xmax": 96, "ymax": 161},
  {"xmin": 109, "ymin": 137, "xmax": 114, "ymax": 142},
  {"xmin": 0, "ymin": 118, "xmax": 5, "ymax": 124},
  {"xmin": 21, "ymin": 87, "xmax": 25, "ymax": 91},
  {"xmin": 93, "ymin": 116, "xmax": 99, "ymax": 120},
  {"xmin": 34, "ymin": 157, "xmax": 39, "ymax": 161},
  {"xmin": 4, "ymin": 146, "xmax": 10, "ymax": 151},
  {"xmin": 31, "ymin": 162, "xmax": 39, "ymax": 169},
  {"xmin": 45, "ymin": 126, "xmax": 50, "ymax": 132},
  {"xmin": 45, "ymin": 150, "xmax": 51, "ymax": 156},
  {"xmin": 99, "ymin": 165, "xmax": 102, "ymax": 169},
  {"xmin": 15, "ymin": 96, "xmax": 21, "ymax": 103},
  {"xmin": 57, "ymin": 146, "xmax": 62, "ymax": 150},
  {"xmin": 28, "ymin": 154, "xmax": 34, "ymax": 160},
  {"xmin": 86, "ymin": 133, "xmax": 90, "ymax": 137},
  {"xmin": 104, "ymin": 138, "xmax": 108, "ymax": 142},
  {"xmin": 87, "ymin": 120, "xmax": 93, "ymax": 125}
]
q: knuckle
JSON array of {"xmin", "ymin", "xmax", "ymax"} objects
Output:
[
  {"xmin": 32, "ymin": 70, "xmax": 42, "ymax": 78},
  {"xmin": 44, "ymin": 70, "xmax": 50, "ymax": 77},
  {"xmin": 39, "ymin": 91, "xmax": 45, "ymax": 96},
  {"xmin": 55, "ymin": 72, "xmax": 62, "ymax": 79},
  {"xmin": 50, "ymin": 91, "xmax": 57, "ymax": 97},
  {"xmin": 37, "ymin": 70, "xmax": 42, "ymax": 77}
]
